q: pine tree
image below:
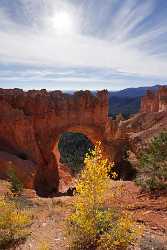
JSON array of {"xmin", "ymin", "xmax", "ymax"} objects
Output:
[{"xmin": 137, "ymin": 132, "xmax": 167, "ymax": 191}]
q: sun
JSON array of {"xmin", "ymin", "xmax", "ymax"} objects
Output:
[{"xmin": 51, "ymin": 11, "xmax": 75, "ymax": 34}]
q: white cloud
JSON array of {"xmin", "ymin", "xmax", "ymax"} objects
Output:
[
  {"xmin": 0, "ymin": 0, "xmax": 167, "ymax": 82},
  {"xmin": 108, "ymin": 0, "xmax": 154, "ymax": 42}
]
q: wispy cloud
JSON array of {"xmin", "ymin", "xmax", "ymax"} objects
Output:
[{"xmin": 0, "ymin": 0, "xmax": 167, "ymax": 90}]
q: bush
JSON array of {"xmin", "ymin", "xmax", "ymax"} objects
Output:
[
  {"xmin": 0, "ymin": 196, "xmax": 31, "ymax": 249},
  {"xmin": 136, "ymin": 132, "xmax": 167, "ymax": 191},
  {"xmin": 7, "ymin": 167, "xmax": 23, "ymax": 195},
  {"xmin": 66, "ymin": 142, "xmax": 139, "ymax": 250}
]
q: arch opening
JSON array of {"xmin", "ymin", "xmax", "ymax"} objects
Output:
[
  {"xmin": 58, "ymin": 132, "xmax": 94, "ymax": 174},
  {"xmin": 51, "ymin": 130, "xmax": 95, "ymax": 195}
]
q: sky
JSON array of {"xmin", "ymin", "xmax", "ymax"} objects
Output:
[{"xmin": 0, "ymin": 0, "xmax": 167, "ymax": 91}]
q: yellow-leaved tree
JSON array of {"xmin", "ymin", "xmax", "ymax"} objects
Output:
[{"xmin": 66, "ymin": 142, "xmax": 139, "ymax": 250}]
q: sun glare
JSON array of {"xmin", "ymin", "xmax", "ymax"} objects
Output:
[{"xmin": 51, "ymin": 11, "xmax": 75, "ymax": 34}]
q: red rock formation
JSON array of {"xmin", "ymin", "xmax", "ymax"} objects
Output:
[
  {"xmin": 0, "ymin": 89, "xmax": 120, "ymax": 194},
  {"xmin": 140, "ymin": 86, "xmax": 167, "ymax": 113},
  {"xmin": 158, "ymin": 87, "xmax": 167, "ymax": 112},
  {"xmin": 0, "ymin": 151, "xmax": 36, "ymax": 189},
  {"xmin": 121, "ymin": 86, "xmax": 167, "ymax": 157}
]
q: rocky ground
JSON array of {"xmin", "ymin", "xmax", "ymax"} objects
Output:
[{"xmin": 0, "ymin": 180, "xmax": 167, "ymax": 250}]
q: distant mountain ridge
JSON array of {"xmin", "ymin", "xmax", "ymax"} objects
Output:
[
  {"xmin": 109, "ymin": 85, "xmax": 160, "ymax": 98},
  {"xmin": 108, "ymin": 85, "xmax": 162, "ymax": 118}
]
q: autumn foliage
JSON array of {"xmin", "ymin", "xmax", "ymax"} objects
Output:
[
  {"xmin": 0, "ymin": 196, "xmax": 31, "ymax": 249},
  {"xmin": 67, "ymin": 142, "xmax": 139, "ymax": 249}
]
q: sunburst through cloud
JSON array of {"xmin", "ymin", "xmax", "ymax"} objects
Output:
[{"xmin": 0, "ymin": 0, "xmax": 167, "ymax": 90}]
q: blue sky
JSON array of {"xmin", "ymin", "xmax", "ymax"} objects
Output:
[{"xmin": 0, "ymin": 0, "xmax": 167, "ymax": 91}]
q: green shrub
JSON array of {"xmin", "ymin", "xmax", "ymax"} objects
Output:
[
  {"xmin": 0, "ymin": 196, "xmax": 31, "ymax": 249},
  {"xmin": 8, "ymin": 167, "xmax": 23, "ymax": 195},
  {"xmin": 136, "ymin": 132, "xmax": 167, "ymax": 191}
]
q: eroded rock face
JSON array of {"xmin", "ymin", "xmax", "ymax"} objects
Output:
[
  {"xmin": 124, "ymin": 86, "xmax": 167, "ymax": 156},
  {"xmin": 140, "ymin": 86, "xmax": 167, "ymax": 113},
  {"xmin": 118, "ymin": 85, "xmax": 167, "ymax": 161},
  {"xmin": 119, "ymin": 111, "xmax": 167, "ymax": 155},
  {"xmin": 0, "ymin": 89, "xmax": 120, "ymax": 194},
  {"xmin": 0, "ymin": 151, "xmax": 37, "ymax": 189}
]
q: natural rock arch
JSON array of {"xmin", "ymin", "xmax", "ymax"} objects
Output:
[{"xmin": 0, "ymin": 89, "xmax": 122, "ymax": 195}]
